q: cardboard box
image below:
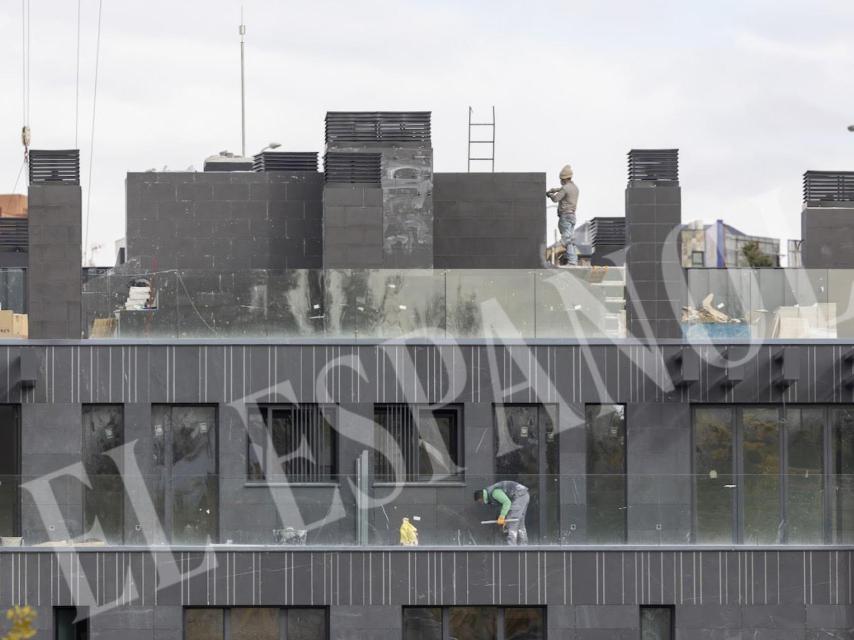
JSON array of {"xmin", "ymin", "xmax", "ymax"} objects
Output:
[
  {"xmin": 0, "ymin": 194, "xmax": 27, "ymax": 218},
  {"xmin": 12, "ymin": 314, "xmax": 27, "ymax": 338},
  {"xmin": 90, "ymin": 318, "xmax": 117, "ymax": 338}
]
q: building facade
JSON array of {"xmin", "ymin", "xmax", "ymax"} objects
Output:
[{"xmin": 0, "ymin": 118, "xmax": 852, "ymax": 639}]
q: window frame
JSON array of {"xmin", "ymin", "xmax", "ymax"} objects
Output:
[
  {"xmin": 246, "ymin": 404, "xmax": 339, "ymax": 486},
  {"xmin": 373, "ymin": 404, "xmax": 464, "ymax": 485},
  {"xmin": 691, "ymin": 404, "xmax": 842, "ymax": 545},
  {"xmin": 183, "ymin": 606, "xmax": 328, "ymax": 640},
  {"xmin": 152, "ymin": 403, "xmax": 219, "ymax": 544},
  {"xmin": 402, "ymin": 606, "xmax": 546, "ymax": 640},
  {"xmin": 81, "ymin": 404, "xmax": 125, "ymax": 545},
  {"xmin": 639, "ymin": 605, "xmax": 674, "ymax": 640},
  {"xmin": 585, "ymin": 403, "xmax": 628, "ymax": 544}
]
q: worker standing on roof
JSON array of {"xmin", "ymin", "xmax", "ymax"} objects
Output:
[
  {"xmin": 474, "ymin": 480, "xmax": 530, "ymax": 545},
  {"xmin": 547, "ymin": 165, "xmax": 579, "ymax": 266}
]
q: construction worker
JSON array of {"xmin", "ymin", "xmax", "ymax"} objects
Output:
[
  {"xmin": 547, "ymin": 165, "xmax": 579, "ymax": 266},
  {"xmin": 474, "ymin": 481, "xmax": 529, "ymax": 545}
]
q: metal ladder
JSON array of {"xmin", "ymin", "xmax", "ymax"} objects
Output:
[{"xmin": 467, "ymin": 106, "xmax": 495, "ymax": 172}]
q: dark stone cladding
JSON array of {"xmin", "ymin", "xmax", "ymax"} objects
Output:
[
  {"xmin": 0, "ymin": 548, "xmax": 850, "ymax": 638},
  {"xmin": 27, "ymin": 184, "xmax": 82, "ymax": 339},
  {"xmin": 433, "ymin": 173, "xmax": 546, "ymax": 269},
  {"xmin": 125, "ymin": 171, "xmax": 324, "ymax": 271}
]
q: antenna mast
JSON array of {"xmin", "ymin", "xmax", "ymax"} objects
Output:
[{"xmin": 239, "ymin": 7, "xmax": 246, "ymax": 157}]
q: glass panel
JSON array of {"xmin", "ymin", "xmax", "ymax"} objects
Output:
[
  {"xmin": 504, "ymin": 608, "xmax": 545, "ymax": 640},
  {"xmin": 495, "ymin": 406, "xmax": 539, "ymax": 542},
  {"xmin": 184, "ymin": 609, "xmax": 224, "ymax": 640},
  {"xmin": 324, "ymin": 269, "xmax": 446, "ymax": 339},
  {"xmin": 0, "ymin": 405, "xmax": 19, "ymax": 537},
  {"xmin": 287, "ymin": 608, "xmax": 327, "ymax": 640},
  {"xmin": 172, "ymin": 406, "xmax": 218, "ymax": 544},
  {"xmin": 693, "ymin": 407, "xmax": 734, "ymax": 543},
  {"xmin": 375, "ymin": 406, "xmax": 460, "ymax": 482},
  {"xmin": 446, "ymin": 270, "xmax": 534, "ymax": 338},
  {"xmin": 586, "ymin": 404, "xmax": 626, "ymax": 543},
  {"xmin": 827, "ymin": 269, "xmax": 854, "ymax": 338},
  {"xmin": 418, "ymin": 409, "xmax": 459, "ymax": 480},
  {"xmin": 742, "ymin": 407, "xmax": 782, "ymax": 544},
  {"xmin": 151, "ymin": 405, "xmax": 169, "ymax": 542},
  {"xmin": 82, "ymin": 405, "xmax": 124, "ymax": 544},
  {"xmin": 403, "ymin": 608, "xmax": 442, "ymax": 640},
  {"xmin": 535, "ymin": 268, "xmax": 624, "ymax": 338},
  {"xmin": 265, "ymin": 406, "xmax": 336, "ymax": 483},
  {"xmin": 231, "ymin": 608, "xmax": 279, "ymax": 640},
  {"xmin": 448, "ymin": 607, "xmax": 497, "ymax": 640},
  {"xmin": 831, "ymin": 408, "xmax": 854, "ymax": 544},
  {"xmin": 785, "ymin": 408, "xmax": 824, "ymax": 543},
  {"xmin": 640, "ymin": 607, "xmax": 672, "ymax": 640}
]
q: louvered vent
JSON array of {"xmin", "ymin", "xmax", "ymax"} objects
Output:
[
  {"xmin": 628, "ymin": 149, "xmax": 679, "ymax": 183},
  {"xmin": 325, "ymin": 112, "xmax": 431, "ymax": 145},
  {"xmin": 324, "ymin": 153, "xmax": 382, "ymax": 184},
  {"xmin": 803, "ymin": 171, "xmax": 854, "ymax": 204},
  {"xmin": 253, "ymin": 152, "xmax": 319, "ymax": 172},
  {"xmin": 589, "ymin": 217, "xmax": 626, "ymax": 246},
  {"xmin": 0, "ymin": 219, "xmax": 28, "ymax": 252},
  {"xmin": 29, "ymin": 149, "xmax": 80, "ymax": 185}
]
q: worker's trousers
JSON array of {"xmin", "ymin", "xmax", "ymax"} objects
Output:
[
  {"xmin": 504, "ymin": 492, "xmax": 530, "ymax": 546},
  {"xmin": 558, "ymin": 213, "xmax": 578, "ymax": 265}
]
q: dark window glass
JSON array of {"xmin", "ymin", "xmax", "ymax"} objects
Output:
[
  {"xmin": 288, "ymin": 608, "xmax": 327, "ymax": 640},
  {"xmin": 184, "ymin": 609, "xmax": 224, "ymax": 640},
  {"xmin": 374, "ymin": 405, "xmax": 461, "ymax": 482},
  {"xmin": 694, "ymin": 407, "xmax": 735, "ymax": 543},
  {"xmin": 449, "ymin": 608, "xmax": 497, "ymax": 640},
  {"xmin": 831, "ymin": 407, "xmax": 854, "ymax": 544},
  {"xmin": 82, "ymin": 405, "xmax": 123, "ymax": 544},
  {"xmin": 0, "ymin": 405, "xmax": 19, "ymax": 537},
  {"xmin": 494, "ymin": 405, "xmax": 559, "ymax": 543},
  {"xmin": 152, "ymin": 405, "xmax": 218, "ymax": 544},
  {"xmin": 504, "ymin": 607, "xmax": 545, "ymax": 640},
  {"xmin": 742, "ymin": 407, "xmax": 781, "ymax": 544},
  {"xmin": 55, "ymin": 607, "xmax": 89, "ymax": 640},
  {"xmin": 640, "ymin": 606, "xmax": 673, "ymax": 640},
  {"xmin": 403, "ymin": 608, "xmax": 442, "ymax": 640},
  {"xmin": 248, "ymin": 406, "xmax": 336, "ymax": 483},
  {"xmin": 785, "ymin": 408, "xmax": 824, "ymax": 543},
  {"xmin": 586, "ymin": 404, "xmax": 626, "ymax": 543},
  {"xmin": 231, "ymin": 608, "xmax": 278, "ymax": 640}
]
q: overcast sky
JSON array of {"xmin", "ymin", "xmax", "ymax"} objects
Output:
[{"xmin": 1, "ymin": 0, "xmax": 853, "ymax": 265}]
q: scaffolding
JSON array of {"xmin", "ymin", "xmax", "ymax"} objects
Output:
[{"xmin": 467, "ymin": 106, "xmax": 495, "ymax": 172}]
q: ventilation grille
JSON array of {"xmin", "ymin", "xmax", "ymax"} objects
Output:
[
  {"xmin": 803, "ymin": 171, "xmax": 854, "ymax": 204},
  {"xmin": 628, "ymin": 149, "xmax": 679, "ymax": 183},
  {"xmin": 325, "ymin": 112, "xmax": 431, "ymax": 145},
  {"xmin": 324, "ymin": 153, "xmax": 382, "ymax": 184},
  {"xmin": 589, "ymin": 217, "xmax": 626, "ymax": 246},
  {"xmin": 29, "ymin": 149, "xmax": 80, "ymax": 185},
  {"xmin": 253, "ymin": 152, "xmax": 319, "ymax": 172},
  {"xmin": 0, "ymin": 218, "xmax": 28, "ymax": 252}
]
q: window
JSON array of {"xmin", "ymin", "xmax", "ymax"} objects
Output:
[
  {"xmin": 494, "ymin": 405, "xmax": 559, "ymax": 543},
  {"xmin": 586, "ymin": 404, "xmax": 626, "ymax": 543},
  {"xmin": 247, "ymin": 405, "xmax": 337, "ymax": 483},
  {"xmin": 403, "ymin": 607, "xmax": 544, "ymax": 640},
  {"xmin": 693, "ymin": 405, "xmax": 853, "ymax": 544},
  {"xmin": 82, "ymin": 405, "xmax": 123, "ymax": 544},
  {"xmin": 152, "ymin": 405, "xmax": 218, "ymax": 544},
  {"xmin": 55, "ymin": 607, "xmax": 88, "ymax": 640},
  {"xmin": 691, "ymin": 250, "xmax": 705, "ymax": 267},
  {"xmin": 0, "ymin": 405, "xmax": 19, "ymax": 537},
  {"xmin": 374, "ymin": 405, "xmax": 462, "ymax": 482},
  {"xmin": 184, "ymin": 608, "xmax": 327, "ymax": 640},
  {"xmin": 640, "ymin": 606, "xmax": 673, "ymax": 640}
]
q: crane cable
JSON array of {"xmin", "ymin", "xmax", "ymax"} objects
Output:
[
  {"xmin": 83, "ymin": 0, "xmax": 103, "ymax": 262},
  {"xmin": 75, "ymin": 0, "xmax": 81, "ymax": 148},
  {"xmin": 20, "ymin": 0, "xmax": 30, "ymax": 164}
]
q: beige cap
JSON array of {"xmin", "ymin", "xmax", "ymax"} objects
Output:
[{"xmin": 559, "ymin": 164, "xmax": 573, "ymax": 180}]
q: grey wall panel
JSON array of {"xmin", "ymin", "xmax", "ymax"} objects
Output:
[
  {"xmin": 126, "ymin": 172, "xmax": 323, "ymax": 272},
  {"xmin": 27, "ymin": 184, "xmax": 82, "ymax": 339},
  {"xmin": 802, "ymin": 205, "xmax": 854, "ymax": 268},
  {"xmin": 433, "ymin": 173, "xmax": 546, "ymax": 269}
]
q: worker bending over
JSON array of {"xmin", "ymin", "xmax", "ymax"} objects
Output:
[
  {"xmin": 547, "ymin": 164, "xmax": 579, "ymax": 266},
  {"xmin": 474, "ymin": 480, "xmax": 530, "ymax": 545}
]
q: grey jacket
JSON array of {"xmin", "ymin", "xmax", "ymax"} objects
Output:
[{"xmin": 548, "ymin": 181, "xmax": 579, "ymax": 216}]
